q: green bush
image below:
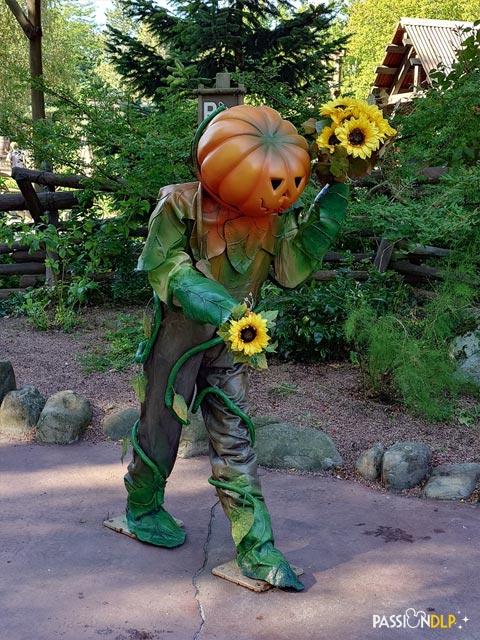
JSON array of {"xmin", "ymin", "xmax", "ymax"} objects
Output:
[
  {"xmin": 345, "ymin": 263, "xmax": 479, "ymax": 420},
  {"xmin": 261, "ymin": 267, "xmax": 409, "ymax": 361}
]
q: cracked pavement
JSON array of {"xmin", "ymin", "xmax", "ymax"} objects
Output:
[{"xmin": 2, "ymin": 441, "xmax": 480, "ymax": 640}]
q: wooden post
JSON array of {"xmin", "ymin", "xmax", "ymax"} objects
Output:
[
  {"xmin": 194, "ymin": 72, "xmax": 246, "ymax": 124},
  {"xmin": 5, "ymin": 0, "xmax": 45, "ymax": 121}
]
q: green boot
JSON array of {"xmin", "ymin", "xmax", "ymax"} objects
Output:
[
  {"xmin": 124, "ymin": 420, "xmax": 185, "ymax": 548},
  {"xmin": 210, "ymin": 478, "xmax": 304, "ymax": 591},
  {"xmin": 125, "ymin": 474, "xmax": 185, "ymax": 548}
]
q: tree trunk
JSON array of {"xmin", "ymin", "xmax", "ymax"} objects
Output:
[{"xmin": 28, "ymin": 0, "xmax": 45, "ymax": 121}]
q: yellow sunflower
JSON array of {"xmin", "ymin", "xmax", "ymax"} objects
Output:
[
  {"xmin": 335, "ymin": 115, "xmax": 382, "ymax": 159},
  {"xmin": 228, "ymin": 312, "xmax": 270, "ymax": 356},
  {"xmin": 320, "ymin": 97, "xmax": 359, "ymax": 124},
  {"xmin": 316, "ymin": 125, "xmax": 341, "ymax": 153},
  {"xmin": 361, "ymin": 104, "xmax": 397, "ymax": 141}
]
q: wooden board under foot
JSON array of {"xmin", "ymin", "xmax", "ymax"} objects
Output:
[
  {"xmin": 211, "ymin": 559, "xmax": 303, "ymax": 592},
  {"xmin": 103, "ymin": 514, "xmax": 184, "ymax": 540}
]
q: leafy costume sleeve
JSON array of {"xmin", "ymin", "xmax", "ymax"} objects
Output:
[
  {"xmin": 273, "ymin": 182, "xmax": 349, "ymax": 288},
  {"xmin": 138, "ymin": 184, "xmax": 238, "ymax": 327}
]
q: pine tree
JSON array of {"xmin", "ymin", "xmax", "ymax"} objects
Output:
[{"xmin": 105, "ymin": 0, "xmax": 347, "ymax": 101}]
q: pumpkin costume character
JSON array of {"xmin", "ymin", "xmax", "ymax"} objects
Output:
[{"xmin": 125, "ymin": 105, "xmax": 348, "ymax": 591}]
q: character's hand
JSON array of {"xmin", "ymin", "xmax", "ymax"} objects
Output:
[
  {"xmin": 167, "ymin": 266, "xmax": 239, "ymax": 327},
  {"xmin": 297, "ymin": 182, "xmax": 349, "ymax": 263}
]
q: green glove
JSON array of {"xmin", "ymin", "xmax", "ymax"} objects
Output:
[
  {"xmin": 296, "ymin": 182, "xmax": 349, "ymax": 263},
  {"xmin": 168, "ymin": 266, "xmax": 238, "ymax": 327}
]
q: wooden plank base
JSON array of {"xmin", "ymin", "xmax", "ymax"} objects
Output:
[
  {"xmin": 211, "ymin": 559, "xmax": 304, "ymax": 592},
  {"xmin": 103, "ymin": 514, "xmax": 184, "ymax": 540}
]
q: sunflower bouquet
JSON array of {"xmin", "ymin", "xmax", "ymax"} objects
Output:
[
  {"xmin": 218, "ymin": 302, "xmax": 278, "ymax": 370},
  {"xmin": 303, "ymin": 96, "xmax": 397, "ymax": 185}
]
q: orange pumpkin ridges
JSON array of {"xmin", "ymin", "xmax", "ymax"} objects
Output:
[{"xmin": 196, "ymin": 105, "xmax": 311, "ymax": 218}]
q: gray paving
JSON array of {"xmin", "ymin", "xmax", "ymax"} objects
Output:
[{"xmin": 2, "ymin": 441, "xmax": 480, "ymax": 640}]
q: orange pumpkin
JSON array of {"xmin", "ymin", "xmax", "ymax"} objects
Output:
[{"xmin": 196, "ymin": 105, "xmax": 311, "ymax": 217}]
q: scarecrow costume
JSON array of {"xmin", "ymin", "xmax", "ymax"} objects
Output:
[{"xmin": 125, "ymin": 105, "xmax": 348, "ymax": 591}]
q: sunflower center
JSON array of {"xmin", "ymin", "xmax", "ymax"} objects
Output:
[
  {"xmin": 328, "ymin": 133, "xmax": 340, "ymax": 146},
  {"xmin": 348, "ymin": 128, "xmax": 366, "ymax": 146},
  {"xmin": 240, "ymin": 327, "xmax": 257, "ymax": 343}
]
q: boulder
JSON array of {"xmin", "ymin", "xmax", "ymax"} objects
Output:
[
  {"xmin": 382, "ymin": 442, "xmax": 432, "ymax": 490},
  {"xmin": 355, "ymin": 444, "xmax": 385, "ymax": 481},
  {"xmin": 0, "ymin": 361, "xmax": 16, "ymax": 404},
  {"xmin": 102, "ymin": 408, "xmax": 140, "ymax": 441},
  {"xmin": 178, "ymin": 412, "xmax": 209, "ymax": 458},
  {"xmin": 254, "ymin": 421, "xmax": 342, "ymax": 472},
  {"xmin": 453, "ymin": 331, "xmax": 480, "ymax": 385},
  {"xmin": 423, "ymin": 463, "xmax": 480, "ymax": 500},
  {"xmin": 36, "ymin": 390, "xmax": 92, "ymax": 444},
  {"xmin": 177, "ymin": 414, "xmax": 286, "ymax": 460},
  {"xmin": 0, "ymin": 385, "xmax": 45, "ymax": 437}
]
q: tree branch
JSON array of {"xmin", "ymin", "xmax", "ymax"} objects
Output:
[{"xmin": 4, "ymin": 0, "xmax": 36, "ymax": 38}]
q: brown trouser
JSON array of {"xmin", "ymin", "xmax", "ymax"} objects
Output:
[{"xmin": 125, "ymin": 307, "xmax": 263, "ymax": 516}]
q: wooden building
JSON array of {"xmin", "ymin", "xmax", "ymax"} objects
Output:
[{"xmin": 371, "ymin": 18, "xmax": 474, "ymax": 105}]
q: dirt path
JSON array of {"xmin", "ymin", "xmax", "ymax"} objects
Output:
[{"xmin": 1, "ymin": 306, "xmax": 479, "ymax": 494}]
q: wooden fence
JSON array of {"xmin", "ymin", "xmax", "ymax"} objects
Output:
[{"xmin": 0, "ymin": 168, "xmax": 452, "ymax": 299}]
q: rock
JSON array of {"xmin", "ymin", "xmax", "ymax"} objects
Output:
[
  {"xmin": 453, "ymin": 331, "xmax": 480, "ymax": 385},
  {"xmin": 0, "ymin": 361, "xmax": 16, "ymax": 404},
  {"xmin": 453, "ymin": 332, "xmax": 480, "ymax": 359},
  {"xmin": 36, "ymin": 390, "xmax": 92, "ymax": 444},
  {"xmin": 102, "ymin": 408, "xmax": 140, "ymax": 441},
  {"xmin": 178, "ymin": 412, "xmax": 209, "ymax": 458},
  {"xmin": 0, "ymin": 385, "xmax": 45, "ymax": 437},
  {"xmin": 459, "ymin": 354, "xmax": 480, "ymax": 386},
  {"xmin": 254, "ymin": 421, "xmax": 342, "ymax": 472},
  {"xmin": 423, "ymin": 463, "xmax": 480, "ymax": 500},
  {"xmin": 355, "ymin": 444, "xmax": 385, "ymax": 481},
  {"xmin": 382, "ymin": 442, "xmax": 432, "ymax": 490}
]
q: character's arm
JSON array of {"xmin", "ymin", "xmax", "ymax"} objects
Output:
[
  {"xmin": 273, "ymin": 182, "xmax": 349, "ymax": 288},
  {"xmin": 139, "ymin": 186, "xmax": 238, "ymax": 327}
]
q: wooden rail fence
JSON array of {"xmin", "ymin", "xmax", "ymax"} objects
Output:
[{"xmin": 0, "ymin": 168, "xmax": 453, "ymax": 299}]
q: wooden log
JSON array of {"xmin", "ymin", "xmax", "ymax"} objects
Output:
[
  {"xmin": 14, "ymin": 177, "xmax": 43, "ymax": 223},
  {"xmin": 11, "ymin": 166, "xmax": 118, "ymax": 191},
  {"xmin": 374, "ymin": 238, "xmax": 397, "ymax": 272},
  {"xmin": 323, "ymin": 251, "xmax": 374, "ymax": 263},
  {"xmin": 390, "ymin": 260, "xmax": 442, "ymax": 280},
  {"xmin": 0, "ymin": 262, "xmax": 45, "ymax": 275},
  {"xmin": 311, "ymin": 269, "xmax": 369, "ymax": 281},
  {"xmin": 0, "ymin": 242, "xmax": 30, "ymax": 254},
  {"xmin": 0, "ymin": 191, "xmax": 78, "ymax": 212},
  {"xmin": 19, "ymin": 274, "xmax": 45, "ymax": 287},
  {"xmin": 396, "ymin": 243, "xmax": 451, "ymax": 258},
  {"xmin": 0, "ymin": 288, "xmax": 26, "ymax": 299},
  {"xmin": 12, "ymin": 249, "xmax": 46, "ymax": 262}
]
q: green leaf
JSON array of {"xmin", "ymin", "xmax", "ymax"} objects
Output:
[
  {"xmin": 260, "ymin": 309, "xmax": 278, "ymax": 324},
  {"xmin": 330, "ymin": 151, "xmax": 349, "ymax": 178},
  {"xmin": 172, "ymin": 393, "xmax": 188, "ymax": 423},
  {"xmin": 217, "ymin": 322, "xmax": 231, "ymax": 341},
  {"xmin": 131, "ymin": 372, "xmax": 147, "ymax": 403},
  {"xmin": 231, "ymin": 507, "xmax": 254, "ymax": 546},
  {"xmin": 251, "ymin": 352, "xmax": 268, "ymax": 370},
  {"xmin": 120, "ymin": 437, "xmax": 131, "ymax": 464},
  {"xmin": 231, "ymin": 302, "xmax": 248, "ymax": 320},
  {"xmin": 265, "ymin": 340, "xmax": 278, "ymax": 353},
  {"xmin": 315, "ymin": 118, "xmax": 333, "ymax": 134},
  {"xmin": 143, "ymin": 313, "xmax": 153, "ymax": 338}
]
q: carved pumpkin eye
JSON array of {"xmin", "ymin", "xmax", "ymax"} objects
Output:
[
  {"xmin": 295, "ymin": 176, "xmax": 303, "ymax": 188},
  {"xmin": 271, "ymin": 178, "xmax": 283, "ymax": 191}
]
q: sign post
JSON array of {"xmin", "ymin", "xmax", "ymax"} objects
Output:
[{"xmin": 194, "ymin": 72, "xmax": 246, "ymax": 124}]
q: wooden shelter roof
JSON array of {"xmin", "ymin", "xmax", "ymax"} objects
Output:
[{"xmin": 373, "ymin": 18, "xmax": 474, "ymax": 103}]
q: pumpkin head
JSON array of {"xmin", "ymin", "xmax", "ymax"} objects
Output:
[{"xmin": 195, "ymin": 105, "xmax": 310, "ymax": 217}]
